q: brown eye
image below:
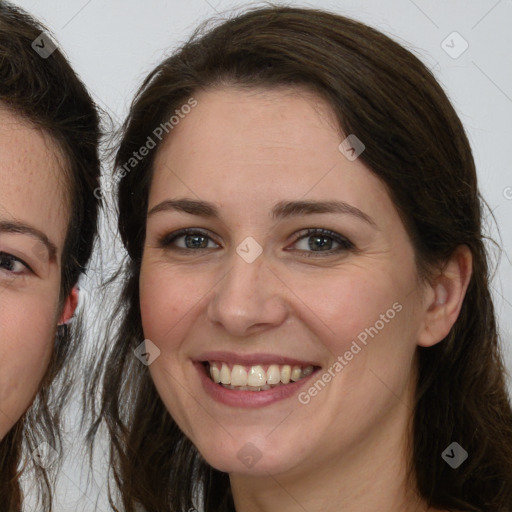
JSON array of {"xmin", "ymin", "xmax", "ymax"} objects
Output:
[{"xmin": 0, "ymin": 252, "xmax": 29, "ymax": 274}]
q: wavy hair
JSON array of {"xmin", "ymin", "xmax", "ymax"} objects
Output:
[
  {"xmin": 90, "ymin": 6, "xmax": 512, "ymax": 511},
  {"xmin": 0, "ymin": 3, "xmax": 101, "ymax": 510}
]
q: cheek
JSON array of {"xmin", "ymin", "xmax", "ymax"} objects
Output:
[
  {"xmin": 304, "ymin": 268, "xmax": 419, "ymax": 412},
  {"xmin": 139, "ymin": 262, "xmax": 215, "ymax": 345},
  {"xmin": 286, "ymin": 265, "xmax": 409, "ymax": 346},
  {"xmin": 285, "ymin": 262, "xmax": 421, "ymax": 410},
  {"xmin": 0, "ymin": 296, "xmax": 57, "ymax": 439},
  {"xmin": 140, "ymin": 264, "xmax": 199, "ymax": 431}
]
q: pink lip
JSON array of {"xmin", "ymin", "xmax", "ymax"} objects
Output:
[
  {"xmin": 194, "ymin": 351, "xmax": 318, "ymax": 367},
  {"xmin": 193, "ymin": 358, "xmax": 320, "ymax": 409}
]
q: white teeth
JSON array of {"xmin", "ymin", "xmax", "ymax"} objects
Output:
[
  {"xmin": 266, "ymin": 364, "xmax": 281, "ymax": 385},
  {"xmin": 220, "ymin": 363, "xmax": 231, "ymax": 385},
  {"xmin": 209, "ymin": 362, "xmax": 315, "ymax": 390},
  {"xmin": 280, "ymin": 365, "xmax": 291, "ymax": 384},
  {"xmin": 290, "ymin": 365, "xmax": 302, "ymax": 382},
  {"xmin": 231, "ymin": 365, "xmax": 248, "ymax": 386},
  {"xmin": 211, "ymin": 363, "xmax": 221, "ymax": 383},
  {"xmin": 248, "ymin": 365, "xmax": 266, "ymax": 387}
]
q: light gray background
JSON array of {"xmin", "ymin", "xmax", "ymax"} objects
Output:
[{"xmin": 13, "ymin": 0, "xmax": 512, "ymax": 510}]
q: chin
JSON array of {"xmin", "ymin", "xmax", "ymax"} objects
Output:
[{"xmin": 192, "ymin": 432, "xmax": 305, "ymax": 476}]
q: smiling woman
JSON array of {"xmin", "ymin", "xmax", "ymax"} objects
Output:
[
  {"xmin": 90, "ymin": 5, "xmax": 512, "ymax": 512},
  {"xmin": 0, "ymin": 3, "xmax": 100, "ymax": 510}
]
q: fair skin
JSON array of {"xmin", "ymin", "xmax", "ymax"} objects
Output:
[
  {"xmin": 140, "ymin": 86, "xmax": 472, "ymax": 512},
  {"xmin": 0, "ymin": 107, "xmax": 78, "ymax": 441}
]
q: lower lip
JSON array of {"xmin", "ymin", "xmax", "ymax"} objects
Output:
[{"xmin": 195, "ymin": 363, "xmax": 318, "ymax": 408}]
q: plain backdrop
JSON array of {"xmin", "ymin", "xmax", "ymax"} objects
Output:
[{"xmin": 12, "ymin": 0, "xmax": 512, "ymax": 510}]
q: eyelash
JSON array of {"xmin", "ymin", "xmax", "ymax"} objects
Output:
[
  {"xmin": 0, "ymin": 252, "xmax": 30, "ymax": 275},
  {"xmin": 158, "ymin": 228, "xmax": 354, "ymax": 257}
]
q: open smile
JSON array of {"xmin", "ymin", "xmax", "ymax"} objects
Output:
[
  {"xmin": 194, "ymin": 353, "xmax": 321, "ymax": 407},
  {"xmin": 205, "ymin": 361, "xmax": 315, "ymax": 391}
]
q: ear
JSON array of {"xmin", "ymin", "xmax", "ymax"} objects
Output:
[
  {"xmin": 58, "ymin": 286, "xmax": 79, "ymax": 325},
  {"xmin": 417, "ymin": 245, "xmax": 473, "ymax": 348}
]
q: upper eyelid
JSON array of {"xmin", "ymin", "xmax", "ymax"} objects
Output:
[
  {"xmin": 159, "ymin": 228, "xmax": 219, "ymax": 246},
  {"xmin": 0, "ymin": 224, "xmax": 56, "ymax": 262}
]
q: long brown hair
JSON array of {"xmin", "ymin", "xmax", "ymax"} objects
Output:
[
  {"xmin": 90, "ymin": 6, "xmax": 512, "ymax": 511},
  {"xmin": 0, "ymin": 3, "xmax": 101, "ymax": 510}
]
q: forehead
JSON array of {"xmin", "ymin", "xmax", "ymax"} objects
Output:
[
  {"xmin": 0, "ymin": 107, "xmax": 70, "ymax": 252},
  {"xmin": 150, "ymin": 87, "xmax": 397, "ymax": 228},
  {"xmin": 152, "ymin": 86, "xmax": 344, "ymax": 192},
  {"xmin": 173, "ymin": 85, "xmax": 340, "ymax": 150}
]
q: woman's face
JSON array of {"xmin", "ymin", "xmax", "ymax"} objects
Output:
[
  {"xmin": 140, "ymin": 86, "xmax": 429, "ymax": 476},
  {"xmin": 0, "ymin": 108, "xmax": 73, "ymax": 440}
]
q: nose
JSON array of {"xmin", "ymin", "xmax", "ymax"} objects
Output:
[{"xmin": 206, "ymin": 248, "xmax": 289, "ymax": 338}]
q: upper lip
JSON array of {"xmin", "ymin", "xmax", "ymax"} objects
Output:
[{"xmin": 194, "ymin": 351, "xmax": 320, "ymax": 367}]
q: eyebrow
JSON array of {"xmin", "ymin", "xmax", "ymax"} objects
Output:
[
  {"xmin": 0, "ymin": 220, "xmax": 57, "ymax": 261},
  {"xmin": 148, "ymin": 198, "xmax": 377, "ymax": 227}
]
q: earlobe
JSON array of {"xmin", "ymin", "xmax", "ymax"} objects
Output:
[
  {"xmin": 417, "ymin": 245, "xmax": 473, "ymax": 348},
  {"xmin": 58, "ymin": 286, "xmax": 79, "ymax": 325}
]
